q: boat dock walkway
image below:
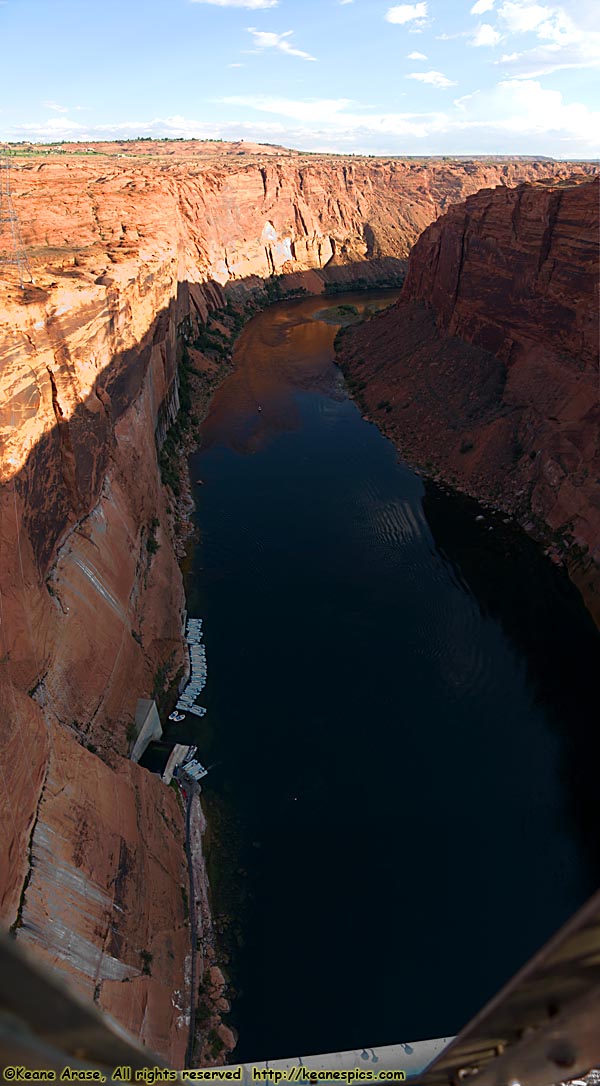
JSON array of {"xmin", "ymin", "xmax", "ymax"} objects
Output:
[{"xmin": 162, "ymin": 743, "xmax": 194, "ymax": 785}]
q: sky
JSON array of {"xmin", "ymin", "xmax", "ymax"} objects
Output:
[{"xmin": 1, "ymin": 0, "xmax": 599, "ymax": 157}]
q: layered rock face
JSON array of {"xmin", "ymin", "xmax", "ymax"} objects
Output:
[
  {"xmin": 0, "ymin": 271, "xmax": 194, "ymax": 1063},
  {"xmin": 0, "ymin": 144, "xmax": 597, "ymax": 1057},
  {"xmin": 337, "ymin": 176, "xmax": 600, "ymax": 618},
  {"xmin": 0, "ymin": 694, "xmax": 192, "ymax": 1063}
]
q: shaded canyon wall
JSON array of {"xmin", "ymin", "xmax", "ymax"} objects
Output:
[{"xmin": 337, "ymin": 176, "xmax": 600, "ymax": 620}]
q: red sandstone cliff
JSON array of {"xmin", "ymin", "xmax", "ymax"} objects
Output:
[
  {"xmin": 0, "ymin": 143, "xmax": 597, "ymax": 1058},
  {"xmin": 337, "ymin": 176, "xmax": 600, "ymax": 618}
]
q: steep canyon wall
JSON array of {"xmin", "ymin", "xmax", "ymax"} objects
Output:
[
  {"xmin": 0, "ymin": 144, "xmax": 596, "ymax": 1057},
  {"xmin": 337, "ymin": 176, "xmax": 600, "ymax": 620}
]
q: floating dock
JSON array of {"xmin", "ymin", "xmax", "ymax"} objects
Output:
[{"xmin": 176, "ymin": 616, "xmax": 209, "ymax": 713}]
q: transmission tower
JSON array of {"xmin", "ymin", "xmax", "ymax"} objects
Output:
[{"xmin": 0, "ymin": 145, "xmax": 34, "ymax": 288}]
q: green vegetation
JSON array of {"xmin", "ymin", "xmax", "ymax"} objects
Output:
[
  {"xmin": 159, "ymin": 348, "xmax": 195, "ymax": 495},
  {"xmin": 169, "ymin": 778, "xmax": 185, "ymax": 815},
  {"xmin": 159, "ymin": 284, "xmax": 308, "ymax": 495},
  {"xmin": 194, "ymin": 326, "xmax": 230, "ymax": 359},
  {"xmin": 10, "ymin": 875, "xmax": 30, "ymax": 935},
  {"xmin": 181, "ymin": 883, "xmax": 190, "ymax": 922},
  {"xmin": 152, "ymin": 654, "xmax": 176, "ymax": 710},
  {"xmin": 324, "ymin": 272, "xmax": 405, "ymax": 295},
  {"xmin": 314, "ymin": 303, "xmax": 361, "ymax": 327},
  {"xmin": 337, "ymin": 358, "xmax": 368, "ymax": 411},
  {"xmin": 146, "ymin": 517, "xmax": 160, "ymax": 555},
  {"xmin": 196, "ymin": 976, "xmax": 213, "ymax": 1025},
  {"xmin": 260, "ymin": 274, "xmax": 308, "ymax": 305},
  {"xmin": 27, "ymin": 675, "xmax": 46, "ymax": 699},
  {"xmin": 333, "ymin": 326, "xmax": 349, "ymax": 352},
  {"xmin": 140, "ymin": 950, "xmax": 153, "ymax": 976},
  {"xmin": 207, "ymin": 1029, "xmax": 226, "ymax": 1059}
]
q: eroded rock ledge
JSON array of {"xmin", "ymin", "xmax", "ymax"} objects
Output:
[{"xmin": 337, "ymin": 176, "xmax": 600, "ymax": 622}]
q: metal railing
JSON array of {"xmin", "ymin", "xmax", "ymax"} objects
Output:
[
  {"xmin": 0, "ymin": 148, "xmax": 34, "ymax": 288},
  {"xmin": 2, "ymin": 881, "xmax": 600, "ymax": 1085}
]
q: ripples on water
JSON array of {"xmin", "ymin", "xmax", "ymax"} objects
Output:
[{"xmin": 174, "ymin": 292, "xmax": 600, "ymax": 1063}]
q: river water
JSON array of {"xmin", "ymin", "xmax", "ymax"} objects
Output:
[{"xmin": 169, "ymin": 291, "xmax": 600, "ymax": 1063}]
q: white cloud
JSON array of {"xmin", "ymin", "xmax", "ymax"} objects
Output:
[
  {"xmin": 41, "ymin": 100, "xmax": 87, "ymax": 113},
  {"xmin": 17, "ymin": 117, "xmax": 87, "ymax": 136},
  {"xmin": 438, "ymin": 77, "xmax": 600, "ymax": 151},
  {"xmin": 497, "ymin": 1, "xmax": 552, "ymax": 34},
  {"xmin": 246, "ymin": 27, "xmax": 316, "ymax": 59},
  {"xmin": 228, "ymin": 62, "xmax": 245, "ymax": 67},
  {"xmin": 339, "ymin": 0, "xmax": 354, "ymax": 4},
  {"xmin": 219, "ymin": 83, "xmax": 599, "ymax": 153},
  {"xmin": 492, "ymin": 77, "xmax": 600, "ymax": 140},
  {"xmin": 406, "ymin": 50, "xmax": 428, "ymax": 58},
  {"xmin": 436, "ymin": 29, "xmax": 471, "ymax": 39},
  {"xmin": 493, "ymin": 1, "xmax": 600, "ymax": 75},
  {"xmin": 191, "ymin": 0, "xmax": 278, "ymax": 8},
  {"xmin": 222, "ymin": 95, "xmax": 354, "ymax": 123},
  {"xmin": 497, "ymin": 0, "xmax": 584, "ymax": 44},
  {"xmin": 385, "ymin": 3, "xmax": 427, "ymax": 25},
  {"xmin": 7, "ymin": 87, "xmax": 599, "ymax": 155},
  {"xmin": 406, "ymin": 69, "xmax": 457, "ymax": 86},
  {"xmin": 42, "ymin": 100, "xmax": 70, "ymax": 113},
  {"xmin": 470, "ymin": 0, "xmax": 495, "ymax": 12},
  {"xmin": 454, "ymin": 90, "xmax": 481, "ymax": 109},
  {"xmin": 471, "ymin": 22, "xmax": 502, "ymax": 44},
  {"xmin": 496, "ymin": 38, "xmax": 600, "ymax": 74},
  {"xmin": 220, "ymin": 94, "xmax": 441, "ymax": 138}
]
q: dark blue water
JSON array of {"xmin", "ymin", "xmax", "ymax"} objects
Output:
[{"xmin": 172, "ymin": 292, "xmax": 600, "ymax": 1063}]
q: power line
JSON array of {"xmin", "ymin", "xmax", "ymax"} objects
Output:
[{"xmin": 0, "ymin": 146, "xmax": 34, "ymax": 289}]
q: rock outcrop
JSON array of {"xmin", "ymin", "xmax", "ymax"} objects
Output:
[
  {"xmin": 337, "ymin": 176, "xmax": 600, "ymax": 619},
  {"xmin": 0, "ymin": 143, "xmax": 597, "ymax": 1058}
]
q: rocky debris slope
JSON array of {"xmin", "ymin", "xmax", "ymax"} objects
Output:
[
  {"xmin": 0, "ymin": 143, "xmax": 596, "ymax": 1055},
  {"xmin": 337, "ymin": 176, "xmax": 600, "ymax": 619}
]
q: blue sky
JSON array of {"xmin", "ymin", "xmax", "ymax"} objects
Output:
[{"xmin": 1, "ymin": 0, "xmax": 598, "ymax": 156}]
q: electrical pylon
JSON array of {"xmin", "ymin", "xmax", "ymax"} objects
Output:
[{"xmin": 0, "ymin": 145, "xmax": 34, "ymax": 288}]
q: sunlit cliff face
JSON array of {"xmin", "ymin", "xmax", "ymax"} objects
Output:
[{"xmin": 2, "ymin": 145, "xmax": 592, "ymax": 484}]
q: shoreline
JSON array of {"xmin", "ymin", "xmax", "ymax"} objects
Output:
[
  {"xmin": 187, "ymin": 790, "xmax": 238, "ymax": 1065},
  {"xmin": 162, "ymin": 280, "xmax": 421, "ymax": 1065},
  {"xmin": 333, "ymin": 332, "xmax": 600, "ymax": 632},
  {"xmin": 164, "ymin": 282, "xmax": 600, "ymax": 1067}
]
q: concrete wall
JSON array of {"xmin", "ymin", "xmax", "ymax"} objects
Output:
[{"xmin": 130, "ymin": 699, "xmax": 162, "ymax": 763}]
